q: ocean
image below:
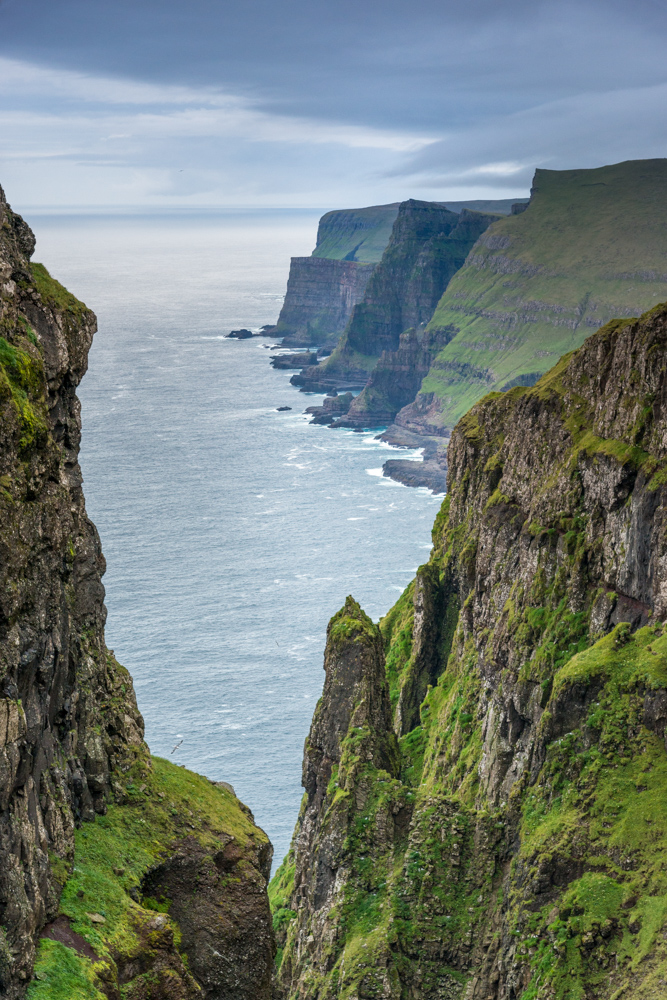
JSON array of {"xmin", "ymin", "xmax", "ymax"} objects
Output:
[{"xmin": 25, "ymin": 211, "xmax": 443, "ymax": 866}]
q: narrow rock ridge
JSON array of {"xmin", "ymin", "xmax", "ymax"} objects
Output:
[
  {"xmin": 0, "ymin": 188, "xmax": 274, "ymax": 998},
  {"xmin": 273, "ymin": 303, "xmax": 667, "ymax": 999}
]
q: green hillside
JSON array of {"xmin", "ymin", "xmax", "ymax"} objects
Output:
[
  {"xmin": 310, "ymin": 200, "xmax": 526, "ymax": 264},
  {"xmin": 415, "ymin": 158, "xmax": 667, "ymax": 430},
  {"xmin": 311, "ymin": 203, "xmax": 400, "ymax": 262}
]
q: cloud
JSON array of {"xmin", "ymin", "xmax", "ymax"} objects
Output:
[
  {"xmin": 2, "ymin": 0, "xmax": 667, "ymax": 211},
  {"xmin": 0, "ymin": 58, "xmax": 436, "ymax": 153},
  {"xmin": 393, "ymin": 81, "xmax": 667, "ymax": 188}
]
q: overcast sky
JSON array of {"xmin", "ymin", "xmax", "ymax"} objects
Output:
[{"xmin": 1, "ymin": 0, "xmax": 666, "ymax": 210}]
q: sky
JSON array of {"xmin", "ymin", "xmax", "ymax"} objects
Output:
[{"xmin": 1, "ymin": 0, "xmax": 666, "ymax": 211}]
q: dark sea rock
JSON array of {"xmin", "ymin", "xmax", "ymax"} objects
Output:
[
  {"xmin": 227, "ymin": 328, "xmax": 254, "ymax": 338},
  {"xmin": 382, "ymin": 456, "xmax": 447, "ymax": 493},
  {"xmin": 304, "ymin": 391, "xmax": 354, "ymax": 425},
  {"xmin": 270, "ymin": 350, "xmax": 318, "ymax": 369}
]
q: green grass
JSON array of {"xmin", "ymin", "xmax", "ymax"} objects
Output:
[
  {"xmin": 312, "ymin": 204, "xmax": 399, "ymax": 263},
  {"xmin": 27, "ymin": 939, "xmax": 104, "ymax": 1000},
  {"xmin": 30, "ymin": 263, "xmax": 90, "ymax": 319},
  {"xmin": 416, "ymin": 159, "xmax": 667, "ymax": 429},
  {"xmin": 513, "ymin": 623, "xmax": 667, "ymax": 996},
  {"xmin": 27, "ymin": 756, "xmax": 263, "ymax": 998},
  {"xmin": 329, "ymin": 596, "xmax": 379, "ymax": 646},
  {"xmin": 0, "ymin": 334, "xmax": 48, "ymax": 453}
]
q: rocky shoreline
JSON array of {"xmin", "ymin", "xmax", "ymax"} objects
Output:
[{"xmin": 240, "ymin": 164, "xmax": 667, "ymax": 500}]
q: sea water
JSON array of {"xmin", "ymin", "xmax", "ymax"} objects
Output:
[{"xmin": 25, "ymin": 212, "xmax": 443, "ymax": 865}]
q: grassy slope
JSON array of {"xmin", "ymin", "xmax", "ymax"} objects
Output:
[
  {"xmin": 27, "ymin": 756, "xmax": 264, "ymax": 1000},
  {"xmin": 311, "ymin": 204, "xmax": 400, "ymax": 263},
  {"xmin": 421, "ymin": 158, "xmax": 667, "ymax": 428}
]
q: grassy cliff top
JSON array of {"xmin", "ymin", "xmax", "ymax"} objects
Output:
[
  {"xmin": 418, "ymin": 158, "xmax": 667, "ymax": 429},
  {"xmin": 311, "ymin": 199, "xmax": 527, "ymax": 264},
  {"xmin": 312, "ymin": 203, "xmax": 400, "ymax": 262}
]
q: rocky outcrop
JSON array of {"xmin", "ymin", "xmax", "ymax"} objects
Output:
[
  {"xmin": 275, "ymin": 258, "xmax": 375, "ymax": 348},
  {"xmin": 273, "ymin": 302, "xmax": 667, "ymax": 999},
  {"xmin": 270, "ymin": 351, "xmax": 318, "ymax": 370},
  {"xmin": 304, "ymin": 392, "xmax": 354, "ymax": 425},
  {"xmin": 0, "ymin": 187, "xmax": 274, "ymax": 998},
  {"xmin": 294, "ymin": 204, "xmax": 500, "ymax": 396},
  {"xmin": 272, "ymin": 599, "xmax": 400, "ymax": 997}
]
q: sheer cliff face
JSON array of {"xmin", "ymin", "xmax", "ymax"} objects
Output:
[
  {"xmin": 398, "ymin": 159, "xmax": 667, "ymax": 438},
  {"xmin": 0, "ymin": 190, "xmax": 275, "ymax": 999},
  {"xmin": 0, "ymin": 187, "xmax": 145, "ymax": 992},
  {"xmin": 276, "ymin": 257, "xmax": 375, "ymax": 348},
  {"xmin": 295, "ymin": 204, "xmax": 500, "ymax": 397},
  {"xmin": 274, "ymin": 304, "xmax": 667, "ymax": 999}
]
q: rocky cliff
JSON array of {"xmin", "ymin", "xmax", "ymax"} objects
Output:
[
  {"xmin": 293, "ymin": 204, "xmax": 500, "ymax": 395},
  {"xmin": 275, "ymin": 258, "xmax": 375, "ymax": 349},
  {"xmin": 395, "ymin": 158, "xmax": 667, "ymax": 442},
  {"xmin": 274, "ymin": 204, "xmax": 401, "ymax": 348},
  {"xmin": 272, "ymin": 301, "xmax": 667, "ymax": 999},
  {"xmin": 331, "ymin": 209, "xmax": 504, "ymax": 428},
  {"xmin": 0, "ymin": 188, "xmax": 274, "ymax": 999}
]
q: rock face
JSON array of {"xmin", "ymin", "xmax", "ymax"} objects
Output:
[
  {"xmin": 304, "ymin": 392, "xmax": 354, "ymax": 425},
  {"xmin": 295, "ymin": 204, "xmax": 500, "ymax": 396},
  {"xmin": 400, "ymin": 158, "xmax": 667, "ymax": 438},
  {"xmin": 275, "ymin": 258, "xmax": 375, "ymax": 348},
  {"xmin": 271, "ymin": 599, "xmax": 400, "ymax": 997},
  {"xmin": 273, "ymin": 302, "xmax": 667, "ymax": 999},
  {"xmin": 331, "ymin": 326, "xmax": 453, "ymax": 428},
  {"xmin": 0, "ymin": 187, "xmax": 274, "ymax": 998},
  {"xmin": 272, "ymin": 201, "xmax": 524, "ymax": 353},
  {"xmin": 270, "ymin": 351, "xmax": 318, "ymax": 370}
]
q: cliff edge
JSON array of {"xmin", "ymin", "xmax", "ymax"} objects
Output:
[
  {"xmin": 0, "ymin": 188, "xmax": 274, "ymax": 999},
  {"xmin": 273, "ymin": 301, "xmax": 667, "ymax": 999}
]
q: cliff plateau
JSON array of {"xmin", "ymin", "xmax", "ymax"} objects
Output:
[
  {"xmin": 0, "ymin": 188, "xmax": 274, "ymax": 999},
  {"xmin": 272, "ymin": 301, "xmax": 667, "ymax": 999}
]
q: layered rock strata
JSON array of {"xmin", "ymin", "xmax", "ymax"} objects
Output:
[
  {"xmin": 0, "ymin": 188, "xmax": 274, "ymax": 998},
  {"xmin": 398, "ymin": 158, "xmax": 667, "ymax": 439},
  {"xmin": 275, "ymin": 258, "xmax": 375, "ymax": 349},
  {"xmin": 273, "ymin": 302, "xmax": 667, "ymax": 999},
  {"xmin": 294, "ymin": 204, "xmax": 500, "ymax": 397}
]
